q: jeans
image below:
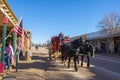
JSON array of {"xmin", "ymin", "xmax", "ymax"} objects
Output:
[{"xmin": 4, "ymin": 54, "xmax": 11, "ymax": 70}]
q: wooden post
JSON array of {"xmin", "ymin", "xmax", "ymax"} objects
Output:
[
  {"xmin": 13, "ymin": 32, "xmax": 17, "ymax": 53},
  {"xmin": 13, "ymin": 32, "xmax": 18, "ymax": 72},
  {"xmin": 1, "ymin": 16, "xmax": 8, "ymax": 62}
]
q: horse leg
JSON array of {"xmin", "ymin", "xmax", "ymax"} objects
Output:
[
  {"xmin": 64, "ymin": 55, "xmax": 67, "ymax": 66},
  {"xmin": 68, "ymin": 56, "xmax": 71, "ymax": 68},
  {"xmin": 87, "ymin": 55, "xmax": 90, "ymax": 67},
  {"xmin": 61, "ymin": 52, "xmax": 65, "ymax": 64},
  {"xmin": 81, "ymin": 55, "xmax": 84, "ymax": 67},
  {"xmin": 77, "ymin": 56, "xmax": 79, "ymax": 64},
  {"xmin": 61, "ymin": 54, "xmax": 64, "ymax": 64},
  {"xmin": 74, "ymin": 56, "xmax": 78, "ymax": 71}
]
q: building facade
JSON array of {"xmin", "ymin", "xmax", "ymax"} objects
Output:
[
  {"xmin": 0, "ymin": 0, "xmax": 32, "ymax": 61},
  {"xmin": 71, "ymin": 30, "xmax": 120, "ymax": 53}
]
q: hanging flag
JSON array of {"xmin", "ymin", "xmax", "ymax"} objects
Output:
[
  {"xmin": 13, "ymin": 26, "xmax": 22, "ymax": 37},
  {"xmin": 14, "ymin": 18, "xmax": 24, "ymax": 49},
  {"xmin": 20, "ymin": 31, "xmax": 24, "ymax": 49}
]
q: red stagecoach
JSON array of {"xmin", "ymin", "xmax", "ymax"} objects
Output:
[{"xmin": 51, "ymin": 36, "xmax": 60, "ymax": 53}]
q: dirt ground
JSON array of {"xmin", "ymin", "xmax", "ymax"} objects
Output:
[{"xmin": 3, "ymin": 47, "xmax": 94, "ymax": 80}]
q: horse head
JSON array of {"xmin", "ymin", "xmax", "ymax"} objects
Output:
[
  {"xmin": 78, "ymin": 40, "xmax": 94, "ymax": 57},
  {"xmin": 84, "ymin": 41, "xmax": 95, "ymax": 58}
]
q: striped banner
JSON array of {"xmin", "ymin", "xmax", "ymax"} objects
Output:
[{"xmin": 14, "ymin": 18, "xmax": 24, "ymax": 49}]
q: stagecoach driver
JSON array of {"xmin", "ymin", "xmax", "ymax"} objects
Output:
[
  {"xmin": 79, "ymin": 36, "xmax": 84, "ymax": 45},
  {"xmin": 58, "ymin": 32, "xmax": 65, "ymax": 45}
]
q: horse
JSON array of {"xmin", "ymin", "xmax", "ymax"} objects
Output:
[
  {"xmin": 60, "ymin": 38, "xmax": 82, "ymax": 71},
  {"xmin": 78, "ymin": 41, "xmax": 95, "ymax": 67},
  {"xmin": 60, "ymin": 42, "xmax": 70, "ymax": 64},
  {"xmin": 60, "ymin": 38, "xmax": 94, "ymax": 71}
]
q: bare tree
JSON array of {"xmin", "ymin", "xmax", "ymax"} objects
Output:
[
  {"xmin": 98, "ymin": 12, "xmax": 120, "ymax": 53},
  {"xmin": 98, "ymin": 12, "xmax": 120, "ymax": 35}
]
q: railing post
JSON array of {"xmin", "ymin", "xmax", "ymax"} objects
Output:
[{"xmin": 1, "ymin": 16, "xmax": 8, "ymax": 62}]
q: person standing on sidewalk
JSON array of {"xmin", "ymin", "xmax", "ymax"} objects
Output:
[{"xmin": 4, "ymin": 42, "xmax": 14, "ymax": 71}]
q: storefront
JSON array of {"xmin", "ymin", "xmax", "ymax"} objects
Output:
[{"xmin": 114, "ymin": 36, "xmax": 120, "ymax": 53}]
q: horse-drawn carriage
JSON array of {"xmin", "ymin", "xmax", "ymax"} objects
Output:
[
  {"xmin": 49, "ymin": 32, "xmax": 95, "ymax": 71},
  {"xmin": 49, "ymin": 33, "xmax": 70, "ymax": 60}
]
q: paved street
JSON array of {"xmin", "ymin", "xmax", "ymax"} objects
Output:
[{"xmin": 3, "ymin": 47, "xmax": 120, "ymax": 80}]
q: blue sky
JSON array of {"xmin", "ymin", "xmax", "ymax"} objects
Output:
[{"xmin": 7, "ymin": 0, "xmax": 120, "ymax": 44}]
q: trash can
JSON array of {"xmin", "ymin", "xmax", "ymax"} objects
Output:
[
  {"xmin": 0, "ymin": 62, "xmax": 4, "ymax": 73},
  {"xmin": 25, "ymin": 50, "xmax": 32, "ymax": 61}
]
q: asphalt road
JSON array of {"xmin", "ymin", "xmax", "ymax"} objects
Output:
[{"xmin": 87, "ymin": 54, "xmax": 120, "ymax": 80}]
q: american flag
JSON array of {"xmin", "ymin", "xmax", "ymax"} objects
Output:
[{"xmin": 14, "ymin": 18, "xmax": 24, "ymax": 49}]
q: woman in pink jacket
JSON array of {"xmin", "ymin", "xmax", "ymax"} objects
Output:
[{"xmin": 4, "ymin": 42, "xmax": 14, "ymax": 71}]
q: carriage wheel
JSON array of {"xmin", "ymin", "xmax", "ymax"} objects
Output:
[{"xmin": 49, "ymin": 50, "xmax": 52, "ymax": 60}]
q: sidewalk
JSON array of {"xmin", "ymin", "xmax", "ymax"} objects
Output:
[
  {"xmin": 0, "ymin": 73, "xmax": 4, "ymax": 80},
  {"xmin": 2, "ymin": 51, "xmax": 46, "ymax": 80},
  {"xmin": 1, "ymin": 47, "xmax": 58, "ymax": 80}
]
